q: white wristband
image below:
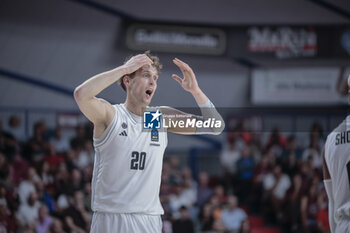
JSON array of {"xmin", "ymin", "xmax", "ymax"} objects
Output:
[{"xmin": 198, "ymin": 99, "xmax": 214, "ymax": 108}]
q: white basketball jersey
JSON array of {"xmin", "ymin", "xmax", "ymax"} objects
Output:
[
  {"xmin": 325, "ymin": 115, "xmax": 350, "ymax": 222},
  {"xmin": 91, "ymin": 104, "xmax": 167, "ymax": 215}
]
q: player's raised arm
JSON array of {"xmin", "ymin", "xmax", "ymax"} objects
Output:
[
  {"xmin": 74, "ymin": 54, "xmax": 153, "ymax": 131},
  {"xmin": 164, "ymin": 58, "xmax": 225, "ymax": 135}
]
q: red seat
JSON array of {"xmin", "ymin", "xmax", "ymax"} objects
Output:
[
  {"xmin": 251, "ymin": 227, "xmax": 281, "ymax": 233},
  {"xmin": 248, "ymin": 216, "xmax": 264, "ymax": 228}
]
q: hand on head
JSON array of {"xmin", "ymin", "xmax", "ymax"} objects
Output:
[{"xmin": 123, "ymin": 54, "xmax": 153, "ymax": 75}]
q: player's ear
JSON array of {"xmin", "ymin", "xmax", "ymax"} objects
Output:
[{"xmin": 123, "ymin": 75, "xmax": 131, "ymax": 88}]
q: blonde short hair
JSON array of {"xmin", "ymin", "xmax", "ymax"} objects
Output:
[{"xmin": 118, "ymin": 51, "xmax": 162, "ymax": 91}]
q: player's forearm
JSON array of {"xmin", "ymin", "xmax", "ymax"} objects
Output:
[
  {"xmin": 74, "ymin": 66, "xmax": 127, "ymax": 100},
  {"xmin": 192, "ymin": 88, "xmax": 225, "ymax": 135},
  {"xmin": 190, "ymin": 87, "xmax": 208, "ymax": 105}
]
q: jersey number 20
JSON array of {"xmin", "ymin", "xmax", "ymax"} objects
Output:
[{"xmin": 130, "ymin": 151, "xmax": 146, "ymax": 170}]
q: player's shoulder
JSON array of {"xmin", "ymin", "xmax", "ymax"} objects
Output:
[{"xmin": 113, "ymin": 103, "xmax": 128, "ymax": 114}]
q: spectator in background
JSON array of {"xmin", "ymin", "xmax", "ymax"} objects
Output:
[
  {"xmin": 213, "ymin": 185, "xmax": 227, "ymax": 204},
  {"xmin": 220, "ymin": 131, "xmax": 242, "ymax": 175},
  {"xmin": 50, "ymin": 127, "xmax": 70, "ymax": 154},
  {"xmin": 55, "ymin": 164, "xmax": 71, "ymax": 210},
  {"xmin": 0, "ymin": 183, "xmax": 17, "ymax": 216},
  {"xmin": 162, "ymin": 216, "xmax": 173, "ymax": 233},
  {"xmin": 197, "ymin": 172, "xmax": 213, "ymax": 208},
  {"xmin": 181, "ymin": 167, "xmax": 196, "ymax": 191},
  {"xmin": 0, "ymin": 198, "xmax": 15, "ymax": 233},
  {"xmin": 282, "ymin": 147, "xmax": 300, "ymax": 178},
  {"xmin": 35, "ymin": 205, "xmax": 53, "ymax": 233},
  {"xmin": 221, "ymin": 195, "xmax": 247, "ymax": 233},
  {"xmin": 302, "ymin": 134, "xmax": 322, "ymax": 170},
  {"xmin": 220, "ymin": 132, "xmax": 241, "ymax": 194},
  {"xmin": 44, "ymin": 144, "xmax": 65, "ymax": 173},
  {"xmin": 16, "ymin": 191, "xmax": 41, "ymax": 228},
  {"xmin": 0, "ymin": 120, "xmax": 17, "ymax": 161},
  {"xmin": 301, "ymin": 184, "xmax": 319, "ymax": 233},
  {"xmin": 10, "ymin": 153, "xmax": 30, "ymax": 187},
  {"xmin": 251, "ymin": 155, "xmax": 271, "ymax": 214},
  {"xmin": 69, "ymin": 168, "xmax": 84, "ymax": 193},
  {"xmin": 169, "ymin": 182, "xmax": 184, "ymax": 215},
  {"xmin": 282, "ymin": 173, "xmax": 304, "ymax": 233},
  {"xmin": 25, "ymin": 121, "xmax": 49, "ymax": 162},
  {"xmin": 35, "ymin": 178, "xmax": 55, "ymax": 214},
  {"xmin": 239, "ymin": 219, "xmax": 251, "ymax": 233},
  {"xmin": 81, "ymin": 165, "xmax": 93, "ymax": 184},
  {"xmin": 299, "ymin": 162, "xmax": 314, "ymax": 189},
  {"xmin": 18, "ymin": 167, "xmax": 39, "ymax": 205},
  {"xmin": 63, "ymin": 190, "xmax": 90, "ymax": 233},
  {"xmin": 70, "ymin": 125, "xmax": 86, "ymax": 152},
  {"xmin": 281, "ymin": 135, "xmax": 302, "ymax": 159},
  {"xmin": 72, "ymin": 141, "xmax": 93, "ymax": 170},
  {"xmin": 0, "ymin": 154, "xmax": 10, "ymax": 184},
  {"xmin": 48, "ymin": 218, "xmax": 66, "ymax": 233},
  {"xmin": 169, "ymin": 178, "xmax": 196, "ymax": 218},
  {"xmin": 39, "ymin": 160, "xmax": 54, "ymax": 186},
  {"xmin": 172, "ymin": 206, "xmax": 194, "ymax": 233},
  {"xmin": 199, "ymin": 204, "xmax": 214, "ymax": 233},
  {"xmin": 263, "ymin": 164, "xmax": 291, "ymax": 224},
  {"xmin": 168, "ymin": 156, "xmax": 182, "ymax": 185},
  {"xmin": 236, "ymin": 146, "xmax": 254, "ymax": 203},
  {"xmin": 265, "ymin": 127, "xmax": 287, "ymax": 157},
  {"xmin": 309, "ymin": 122, "xmax": 324, "ymax": 149},
  {"xmin": 227, "ymin": 130, "xmax": 246, "ymax": 152},
  {"xmin": 6, "ymin": 115, "xmax": 26, "ymax": 143},
  {"xmin": 208, "ymin": 195, "xmax": 223, "ymax": 223},
  {"xmin": 317, "ymin": 191, "xmax": 330, "ymax": 233}
]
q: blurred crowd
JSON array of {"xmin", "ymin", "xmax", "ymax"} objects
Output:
[
  {"xmin": 0, "ymin": 116, "xmax": 93, "ymax": 233},
  {"xmin": 0, "ymin": 115, "xmax": 330, "ymax": 233}
]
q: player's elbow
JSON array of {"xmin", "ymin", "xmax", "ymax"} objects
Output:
[
  {"xmin": 214, "ymin": 120, "xmax": 225, "ymax": 135},
  {"xmin": 211, "ymin": 120, "xmax": 225, "ymax": 135},
  {"xmin": 74, "ymin": 85, "xmax": 88, "ymax": 103}
]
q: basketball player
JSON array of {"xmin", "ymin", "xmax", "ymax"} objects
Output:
[
  {"xmin": 73, "ymin": 52, "xmax": 224, "ymax": 233},
  {"xmin": 323, "ymin": 75, "xmax": 350, "ymax": 233}
]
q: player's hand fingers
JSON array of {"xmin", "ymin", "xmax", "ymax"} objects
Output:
[
  {"xmin": 173, "ymin": 60, "xmax": 190, "ymax": 78},
  {"xmin": 172, "ymin": 74, "xmax": 183, "ymax": 85},
  {"xmin": 173, "ymin": 58, "xmax": 193, "ymax": 78},
  {"xmin": 143, "ymin": 54, "xmax": 153, "ymax": 64},
  {"xmin": 138, "ymin": 55, "xmax": 153, "ymax": 65},
  {"xmin": 173, "ymin": 58, "xmax": 186, "ymax": 71},
  {"xmin": 174, "ymin": 58, "xmax": 191, "ymax": 70}
]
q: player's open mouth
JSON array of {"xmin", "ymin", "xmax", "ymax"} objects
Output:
[{"xmin": 145, "ymin": 89, "xmax": 153, "ymax": 98}]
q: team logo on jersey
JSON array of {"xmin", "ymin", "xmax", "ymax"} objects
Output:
[
  {"xmin": 151, "ymin": 129, "xmax": 159, "ymax": 142},
  {"xmin": 122, "ymin": 122, "xmax": 127, "ymax": 129},
  {"xmin": 143, "ymin": 110, "xmax": 162, "ymax": 129}
]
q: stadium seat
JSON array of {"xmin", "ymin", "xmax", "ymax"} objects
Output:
[
  {"xmin": 248, "ymin": 216, "xmax": 265, "ymax": 228},
  {"xmin": 251, "ymin": 227, "xmax": 281, "ymax": 233}
]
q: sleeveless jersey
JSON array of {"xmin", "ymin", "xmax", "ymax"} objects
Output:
[
  {"xmin": 324, "ymin": 115, "xmax": 350, "ymax": 222},
  {"xmin": 91, "ymin": 104, "xmax": 167, "ymax": 215}
]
